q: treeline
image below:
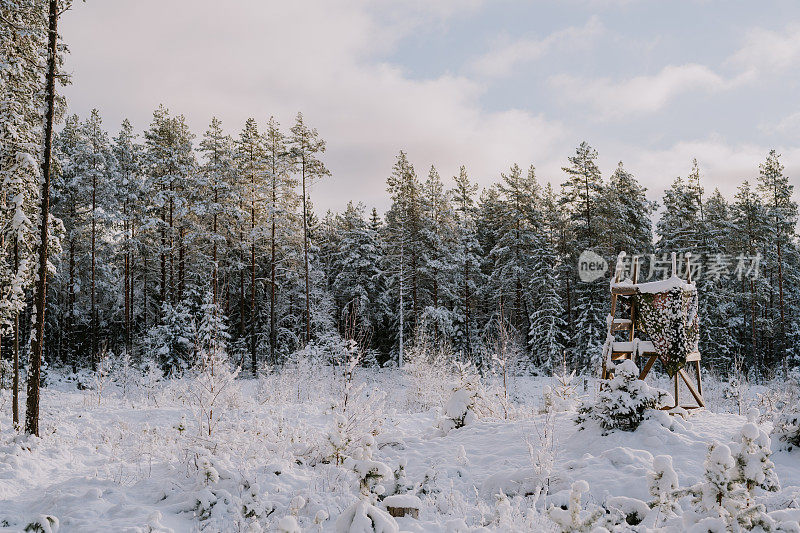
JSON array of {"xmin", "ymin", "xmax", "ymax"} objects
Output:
[{"xmin": 3, "ymin": 103, "xmax": 798, "ymax": 378}]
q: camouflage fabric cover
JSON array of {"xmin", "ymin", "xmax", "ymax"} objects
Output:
[{"xmin": 635, "ymin": 286, "xmax": 699, "ymax": 377}]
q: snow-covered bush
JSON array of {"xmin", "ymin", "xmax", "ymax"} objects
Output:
[
  {"xmin": 147, "ymin": 301, "xmax": 195, "ymax": 376},
  {"xmin": 334, "ymin": 499, "xmax": 398, "ymax": 533},
  {"xmin": 576, "ymin": 360, "xmax": 665, "ymax": 433},
  {"xmin": 403, "ymin": 334, "xmax": 453, "ymax": 411},
  {"xmin": 730, "ymin": 409, "xmax": 780, "ymax": 493},
  {"xmin": 435, "ymin": 361, "xmax": 492, "ymax": 435},
  {"xmin": 336, "ymin": 435, "xmax": 399, "ymax": 533},
  {"xmin": 649, "ymin": 454, "xmax": 680, "ymax": 517},
  {"xmin": 540, "ymin": 362, "xmax": 580, "ymax": 413},
  {"xmin": 546, "ymin": 480, "xmax": 603, "ymax": 532},
  {"xmin": 343, "ymin": 435, "xmax": 394, "ymax": 499},
  {"xmin": 772, "ymin": 409, "xmax": 800, "ymax": 453},
  {"xmin": 323, "ymin": 347, "xmax": 386, "ymax": 464},
  {"xmin": 90, "ymin": 348, "xmax": 114, "ymax": 406}
]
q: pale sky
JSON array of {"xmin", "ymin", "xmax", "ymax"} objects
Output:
[{"xmin": 61, "ymin": 0, "xmax": 800, "ymax": 213}]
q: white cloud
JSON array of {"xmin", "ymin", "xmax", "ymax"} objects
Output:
[
  {"xmin": 600, "ymin": 137, "xmax": 800, "ymax": 205},
  {"xmin": 548, "ymin": 63, "xmax": 743, "ymax": 118},
  {"xmin": 60, "ymin": 0, "xmax": 566, "ymax": 212},
  {"xmin": 469, "ymin": 17, "xmax": 604, "ymax": 78},
  {"xmin": 728, "ymin": 22, "xmax": 800, "ymax": 75}
]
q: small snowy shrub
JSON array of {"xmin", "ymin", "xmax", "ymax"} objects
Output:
[
  {"xmin": 323, "ymin": 350, "xmax": 386, "ymax": 464},
  {"xmin": 90, "ymin": 348, "xmax": 114, "ymax": 406},
  {"xmin": 403, "ymin": 334, "xmax": 453, "ymax": 411},
  {"xmin": 773, "ymin": 409, "xmax": 800, "ymax": 453},
  {"xmin": 185, "ymin": 344, "xmax": 239, "ymax": 437},
  {"xmin": 649, "ymin": 455, "xmax": 680, "ymax": 516},
  {"xmin": 147, "ymin": 301, "xmax": 195, "ymax": 376},
  {"xmin": 343, "ymin": 435, "xmax": 394, "ymax": 499},
  {"xmin": 730, "ymin": 409, "xmax": 780, "ymax": 493},
  {"xmin": 334, "ymin": 498, "xmax": 398, "ymax": 533},
  {"xmin": 540, "ymin": 362, "xmax": 580, "ymax": 413},
  {"xmin": 546, "ymin": 480, "xmax": 603, "ymax": 532},
  {"xmin": 435, "ymin": 361, "xmax": 492, "ymax": 435},
  {"xmin": 576, "ymin": 360, "xmax": 665, "ymax": 433},
  {"xmin": 23, "ymin": 515, "xmax": 59, "ymax": 533}
]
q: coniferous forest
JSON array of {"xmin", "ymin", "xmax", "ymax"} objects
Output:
[
  {"xmin": 4, "ymin": 2, "xmax": 800, "ymax": 532},
  {"xmin": 2, "ymin": 0, "xmax": 799, "ymax": 388},
  {"xmin": 3, "ymin": 104, "xmax": 798, "ymax": 379}
]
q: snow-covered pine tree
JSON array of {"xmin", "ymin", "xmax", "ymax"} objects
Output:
[
  {"xmin": 418, "ymin": 165, "xmax": 457, "ymax": 346},
  {"xmin": 143, "ymin": 105, "xmax": 196, "ymax": 312},
  {"xmin": 0, "ymin": 0, "xmax": 52, "ymax": 427},
  {"xmin": 235, "ymin": 117, "xmax": 267, "ymax": 374},
  {"xmin": 197, "ymin": 117, "xmax": 236, "ymax": 313},
  {"xmin": 487, "ymin": 164, "xmax": 542, "ymax": 356},
  {"xmin": 332, "ymin": 202, "xmax": 383, "ymax": 348},
  {"xmin": 731, "ymin": 181, "xmax": 771, "ymax": 373},
  {"xmin": 700, "ymin": 189, "xmax": 739, "ymax": 368},
  {"xmin": 113, "ymin": 119, "xmax": 144, "ymax": 358},
  {"xmin": 528, "ymin": 234, "xmax": 566, "ymax": 372},
  {"xmin": 79, "ymin": 109, "xmax": 118, "ymax": 368},
  {"xmin": 757, "ymin": 150, "xmax": 798, "ymax": 373},
  {"xmin": 385, "ymin": 151, "xmax": 423, "ymax": 360},
  {"xmin": 599, "ymin": 161, "xmax": 655, "ymax": 256},
  {"xmin": 560, "ymin": 142, "xmax": 606, "ymax": 370},
  {"xmin": 289, "ymin": 112, "xmax": 330, "ymax": 346},
  {"xmin": 263, "ymin": 116, "xmax": 297, "ymax": 364},
  {"xmin": 148, "ymin": 301, "xmax": 194, "ymax": 376},
  {"xmin": 450, "ymin": 166, "xmax": 483, "ymax": 358}
]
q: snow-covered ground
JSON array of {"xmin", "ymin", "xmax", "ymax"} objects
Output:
[{"xmin": 0, "ymin": 363, "xmax": 798, "ymax": 532}]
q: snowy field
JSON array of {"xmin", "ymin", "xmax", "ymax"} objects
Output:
[{"xmin": 0, "ymin": 362, "xmax": 799, "ymax": 532}]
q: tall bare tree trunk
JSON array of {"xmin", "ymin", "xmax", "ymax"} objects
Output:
[
  {"xmin": 270, "ymin": 176, "xmax": 277, "ymax": 365},
  {"xmin": 302, "ymin": 157, "xmax": 311, "ymax": 344},
  {"xmin": 13, "ymin": 236, "xmax": 19, "ymax": 428},
  {"xmin": 178, "ymin": 225, "xmax": 185, "ymax": 301},
  {"xmin": 250, "ymin": 210, "xmax": 257, "ymax": 375},
  {"xmin": 25, "ymin": 0, "xmax": 59, "ymax": 436},
  {"xmin": 212, "ymin": 185, "xmax": 218, "ymax": 306},
  {"xmin": 124, "ymin": 200, "xmax": 130, "ymax": 356},
  {"xmin": 68, "ymin": 238, "xmax": 74, "ymax": 371},
  {"xmin": 91, "ymin": 170, "xmax": 97, "ymax": 369},
  {"xmin": 169, "ymin": 186, "xmax": 174, "ymax": 303}
]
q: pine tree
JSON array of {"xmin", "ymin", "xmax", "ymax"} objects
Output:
[
  {"xmin": 143, "ymin": 105, "xmax": 196, "ymax": 310},
  {"xmin": 385, "ymin": 151, "xmax": 423, "ymax": 360},
  {"xmin": 451, "ymin": 166, "xmax": 482, "ymax": 357},
  {"xmin": 80, "ymin": 109, "xmax": 117, "ymax": 367},
  {"xmin": 0, "ymin": 0, "xmax": 51, "ymax": 428},
  {"xmin": 289, "ymin": 112, "xmax": 329, "ymax": 345},
  {"xmin": 418, "ymin": 165, "xmax": 456, "ymax": 345},
  {"xmin": 599, "ymin": 161, "xmax": 655, "ymax": 256},
  {"xmin": 332, "ymin": 202, "xmax": 382, "ymax": 342},
  {"xmin": 26, "ymin": 0, "xmax": 66, "ymax": 436},
  {"xmin": 561, "ymin": 143, "xmax": 606, "ymax": 369},
  {"xmin": 197, "ymin": 117, "xmax": 235, "ymax": 311},
  {"xmin": 488, "ymin": 164, "xmax": 542, "ymax": 353},
  {"xmin": 731, "ymin": 182, "xmax": 770, "ymax": 372},
  {"xmin": 113, "ymin": 119, "xmax": 144, "ymax": 357},
  {"xmin": 263, "ymin": 116, "xmax": 296, "ymax": 364},
  {"xmin": 757, "ymin": 150, "xmax": 797, "ymax": 372},
  {"xmin": 235, "ymin": 117, "xmax": 266, "ymax": 374}
]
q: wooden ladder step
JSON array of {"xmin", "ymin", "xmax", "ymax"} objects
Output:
[
  {"xmin": 611, "ymin": 319, "xmax": 632, "ymax": 331},
  {"xmin": 610, "ymin": 340, "xmax": 657, "ymax": 354}
]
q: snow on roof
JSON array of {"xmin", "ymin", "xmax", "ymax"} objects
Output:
[{"xmin": 612, "ymin": 275, "xmax": 695, "ymax": 294}]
